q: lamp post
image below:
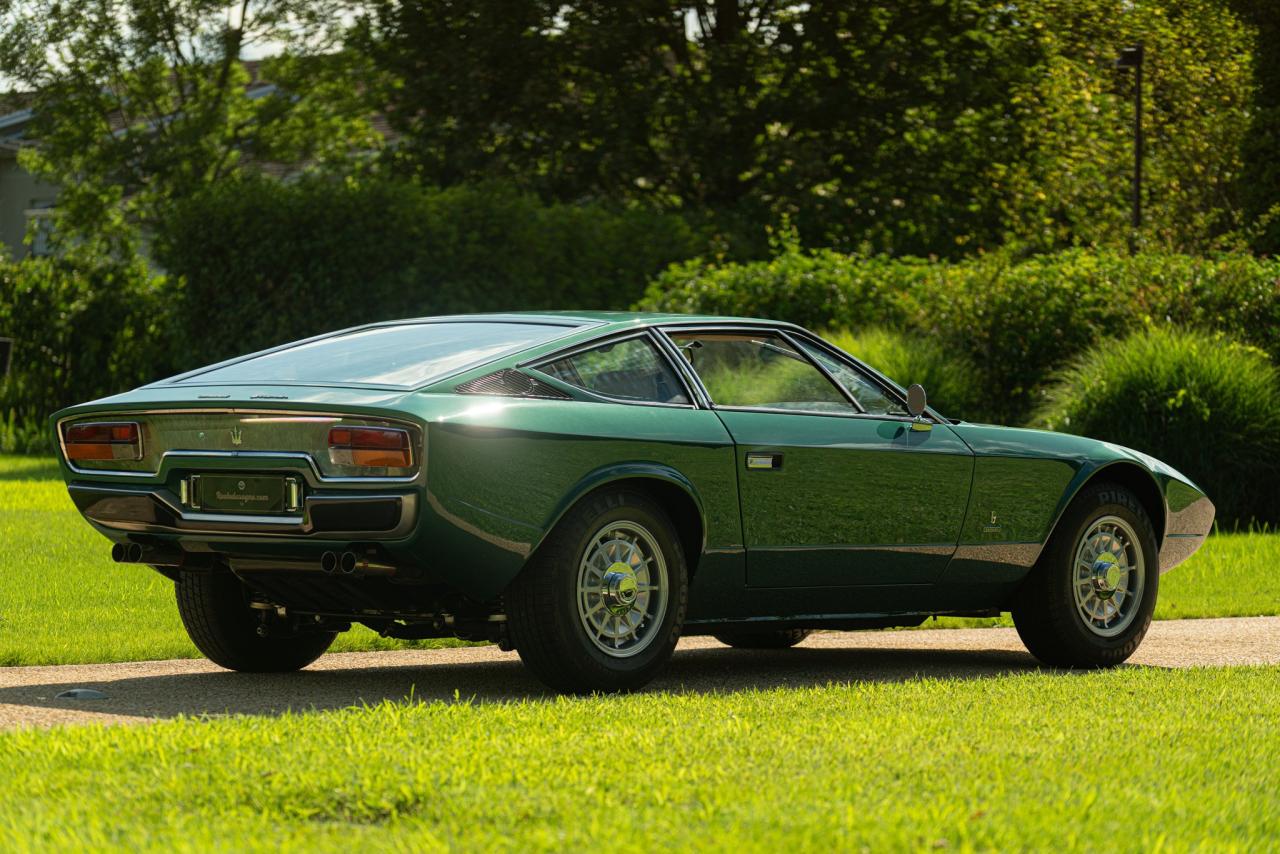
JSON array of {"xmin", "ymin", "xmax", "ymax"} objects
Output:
[{"xmin": 1115, "ymin": 44, "xmax": 1144, "ymax": 254}]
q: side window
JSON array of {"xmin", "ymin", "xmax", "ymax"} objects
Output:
[
  {"xmin": 667, "ymin": 331, "xmax": 852, "ymax": 413},
  {"xmin": 796, "ymin": 341, "xmax": 902, "ymax": 416},
  {"xmin": 538, "ymin": 336, "xmax": 690, "ymax": 404}
]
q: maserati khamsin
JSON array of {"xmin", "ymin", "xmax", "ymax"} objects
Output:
[{"xmin": 53, "ymin": 313, "xmax": 1214, "ymax": 692}]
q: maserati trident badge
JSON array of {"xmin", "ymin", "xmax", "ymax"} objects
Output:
[{"xmin": 230, "ymin": 427, "xmax": 243, "ymax": 446}]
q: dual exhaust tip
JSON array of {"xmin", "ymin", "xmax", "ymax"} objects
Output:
[
  {"xmin": 321, "ymin": 550, "xmax": 359, "ymax": 575},
  {"xmin": 110, "ymin": 542, "xmax": 145, "ymax": 564},
  {"xmin": 112, "ymin": 542, "xmax": 389, "ymax": 577}
]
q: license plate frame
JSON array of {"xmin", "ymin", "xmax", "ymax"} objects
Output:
[{"xmin": 188, "ymin": 474, "xmax": 300, "ymax": 515}]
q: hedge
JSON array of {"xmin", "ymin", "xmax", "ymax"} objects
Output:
[
  {"xmin": 153, "ymin": 177, "xmax": 703, "ymax": 366},
  {"xmin": 823, "ymin": 328, "xmax": 983, "ymax": 420},
  {"xmin": 0, "ymin": 257, "xmax": 174, "ymax": 453},
  {"xmin": 638, "ymin": 246, "xmax": 1280, "ymax": 424},
  {"xmin": 1034, "ymin": 328, "xmax": 1280, "ymax": 528},
  {"xmin": 0, "ymin": 180, "xmax": 703, "ymax": 444}
]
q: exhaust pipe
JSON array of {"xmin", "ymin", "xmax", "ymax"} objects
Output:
[
  {"xmin": 320, "ymin": 551, "xmax": 339, "ymax": 574},
  {"xmin": 228, "ymin": 550, "xmax": 397, "ymax": 577},
  {"xmin": 110, "ymin": 542, "xmax": 215, "ymax": 570},
  {"xmin": 111, "ymin": 542, "xmax": 144, "ymax": 563}
]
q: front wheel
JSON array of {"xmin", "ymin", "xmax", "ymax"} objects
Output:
[
  {"xmin": 506, "ymin": 489, "xmax": 688, "ymax": 693},
  {"xmin": 1012, "ymin": 481, "xmax": 1159, "ymax": 668},
  {"xmin": 175, "ymin": 571, "xmax": 335, "ymax": 672}
]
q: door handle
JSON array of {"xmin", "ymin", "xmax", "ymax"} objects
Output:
[{"xmin": 746, "ymin": 452, "xmax": 783, "ymax": 470}]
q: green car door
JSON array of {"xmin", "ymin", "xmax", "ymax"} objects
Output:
[{"xmin": 665, "ymin": 328, "xmax": 974, "ymax": 587}]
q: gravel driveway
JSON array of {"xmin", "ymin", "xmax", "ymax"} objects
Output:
[{"xmin": 2, "ymin": 616, "xmax": 1276, "ymax": 730}]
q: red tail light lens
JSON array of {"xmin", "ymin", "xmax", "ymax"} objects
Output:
[
  {"xmin": 64, "ymin": 422, "xmax": 143, "ymax": 461},
  {"xmin": 328, "ymin": 426, "xmax": 412, "ymax": 468}
]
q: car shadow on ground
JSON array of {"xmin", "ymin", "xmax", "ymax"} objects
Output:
[{"xmin": 0, "ymin": 644, "xmax": 1105, "ymax": 727}]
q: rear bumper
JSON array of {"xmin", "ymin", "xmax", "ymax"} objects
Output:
[{"xmin": 68, "ymin": 483, "xmax": 416, "ymax": 539}]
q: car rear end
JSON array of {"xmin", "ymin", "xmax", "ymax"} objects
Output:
[{"xmin": 50, "ymin": 315, "xmax": 602, "ymax": 647}]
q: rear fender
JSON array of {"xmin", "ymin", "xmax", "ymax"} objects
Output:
[{"xmin": 530, "ymin": 462, "xmax": 707, "ymax": 560}]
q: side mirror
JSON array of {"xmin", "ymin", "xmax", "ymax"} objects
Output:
[{"xmin": 906, "ymin": 383, "xmax": 927, "ymax": 418}]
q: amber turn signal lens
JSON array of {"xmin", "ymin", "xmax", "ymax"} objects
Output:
[
  {"xmin": 328, "ymin": 426, "xmax": 412, "ymax": 468},
  {"xmin": 64, "ymin": 422, "xmax": 142, "ymax": 461}
]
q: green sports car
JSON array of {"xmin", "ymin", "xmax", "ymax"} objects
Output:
[{"xmin": 53, "ymin": 312, "xmax": 1214, "ymax": 692}]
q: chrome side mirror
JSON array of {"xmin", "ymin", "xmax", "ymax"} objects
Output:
[{"xmin": 906, "ymin": 383, "xmax": 927, "ymax": 417}]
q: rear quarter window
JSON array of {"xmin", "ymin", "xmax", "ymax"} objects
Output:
[{"xmin": 538, "ymin": 337, "xmax": 689, "ymax": 404}]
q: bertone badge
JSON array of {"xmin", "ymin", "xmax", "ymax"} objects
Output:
[{"xmin": 230, "ymin": 427, "xmax": 243, "ymax": 446}]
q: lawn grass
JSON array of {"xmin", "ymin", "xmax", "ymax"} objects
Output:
[
  {"xmin": 0, "ymin": 666, "xmax": 1276, "ymax": 850},
  {"xmin": 0, "ymin": 455, "xmax": 459, "ymax": 666},
  {"xmin": 3, "ymin": 454, "xmax": 1278, "ymax": 665}
]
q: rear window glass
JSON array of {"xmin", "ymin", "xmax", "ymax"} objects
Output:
[{"xmin": 177, "ymin": 322, "xmax": 574, "ymax": 388}]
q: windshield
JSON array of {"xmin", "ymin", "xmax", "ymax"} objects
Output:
[{"xmin": 176, "ymin": 321, "xmax": 576, "ymax": 388}]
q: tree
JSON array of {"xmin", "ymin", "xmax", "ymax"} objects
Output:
[
  {"xmin": 358, "ymin": 1, "xmax": 1045, "ymax": 257},
  {"xmin": 359, "ymin": 0, "xmax": 1257, "ymax": 258},
  {"xmin": 1231, "ymin": 0, "xmax": 1280, "ymax": 254},
  {"xmin": 0, "ymin": 0, "xmax": 379, "ymax": 255}
]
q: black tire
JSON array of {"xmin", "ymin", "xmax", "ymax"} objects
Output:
[
  {"xmin": 506, "ymin": 489, "xmax": 688, "ymax": 693},
  {"xmin": 713, "ymin": 628, "xmax": 812, "ymax": 649},
  {"xmin": 1011, "ymin": 481, "xmax": 1160, "ymax": 668},
  {"xmin": 175, "ymin": 571, "xmax": 335, "ymax": 672}
]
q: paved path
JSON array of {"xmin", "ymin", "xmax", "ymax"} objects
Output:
[{"xmin": 1, "ymin": 616, "xmax": 1276, "ymax": 730}]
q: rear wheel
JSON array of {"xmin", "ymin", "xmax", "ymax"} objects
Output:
[
  {"xmin": 175, "ymin": 571, "xmax": 335, "ymax": 672},
  {"xmin": 713, "ymin": 628, "xmax": 812, "ymax": 649},
  {"xmin": 1012, "ymin": 482, "xmax": 1159, "ymax": 668},
  {"xmin": 506, "ymin": 489, "xmax": 688, "ymax": 693}
]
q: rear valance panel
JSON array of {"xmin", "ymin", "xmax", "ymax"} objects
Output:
[{"xmin": 59, "ymin": 411, "xmax": 422, "ymax": 479}]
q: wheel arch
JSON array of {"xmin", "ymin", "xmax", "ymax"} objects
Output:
[
  {"xmin": 1044, "ymin": 460, "xmax": 1167, "ymax": 555},
  {"xmin": 529, "ymin": 464, "xmax": 707, "ymax": 579}
]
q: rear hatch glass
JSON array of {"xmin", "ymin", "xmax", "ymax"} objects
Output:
[{"xmin": 173, "ymin": 321, "xmax": 577, "ymax": 388}]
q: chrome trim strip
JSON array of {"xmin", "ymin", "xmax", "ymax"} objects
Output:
[
  {"xmin": 648, "ymin": 328, "xmax": 712, "ymax": 409},
  {"xmin": 57, "ymin": 409, "xmax": 424, "ymax": 483},
  {"xmin": 69, "ymin": 483, "xmax": 416, "ymax": 539},
  {"xmin": 654, "ymin": 322, "xmax": 948, "ymax": 423},
  {"xmin": 755, "ymin": 542, "xmax": 957, "ymax": 553},
  {"xmin": 707, "ymin": 405, "xmax": 930, "ymax": 425}
]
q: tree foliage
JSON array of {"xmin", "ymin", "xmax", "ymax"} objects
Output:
[
  {"xmin": 1231, "ymin": 0, "xmax": 1280, "ymax": 254},
  {"xmin": 0, "ymin": 0, "xmax": 378, "ymax": 254},
  {"xmin": 358, "ymin": 0, "xmax": 1259, "ymax": 258}
]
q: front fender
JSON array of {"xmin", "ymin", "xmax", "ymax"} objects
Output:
[
  {"xmin": 944, "ymin": 424, "xmax": 1210, "ymax": 585},
  {"xmin": 1041, "ymin": 453, "xmax": 1213, "ymax": 575}
]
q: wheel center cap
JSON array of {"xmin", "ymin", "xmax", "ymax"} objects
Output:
[
  {"xmin": 602, "ymin": 562, "xmax": 639, "ymax": 615},
  {"xmin": 1091, "ymin": 553, "xmax": 1123, "ymax": 598}
]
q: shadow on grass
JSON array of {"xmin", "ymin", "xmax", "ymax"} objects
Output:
[
  {"xmin": 0, "ymin": 460, "xmax": 62, "ymax": 481},
  {"xmin": 0, "ymin": 643, "xmax": 1099, "ymax": 726}
]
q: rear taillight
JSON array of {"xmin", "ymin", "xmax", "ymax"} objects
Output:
[
  {"xmin": 328, "ymin": 426, "xmax": 412, "ymax": 468},
  {"xmin": 64, "ymin": 422, "xmax": 143, "ymax": 461}
]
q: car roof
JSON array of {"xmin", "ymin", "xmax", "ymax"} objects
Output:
[
  {"xmin": 152, "ymin": 311, "xmax": 798, "ymax": 392},
  {"xmin": 410, "ymin": 310, "xmax": 794, "ymax": 329}
]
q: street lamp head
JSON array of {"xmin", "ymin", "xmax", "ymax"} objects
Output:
[{"xmin": 1115, "ymin": 45, "xmax": 1145, "ymax": 70}]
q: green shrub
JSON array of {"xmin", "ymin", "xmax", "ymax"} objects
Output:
[
  {"xmin": 639, "ymin": 246, "xmax": 1280, "ymax": 424},
  {"xmin": 154, "ymin": 177, "xmax": 702, "ymax": 365},
  {"xmin": 0, "ymin": 256, "xmax": 174, "ymax": 453},
  {"xmin": 823, "ymin": 328, "xmax": 983, "ymax": 420},
  {"xmin": 1033, "ymin": 328, "xmax": 1280, "ymax": 528}
]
